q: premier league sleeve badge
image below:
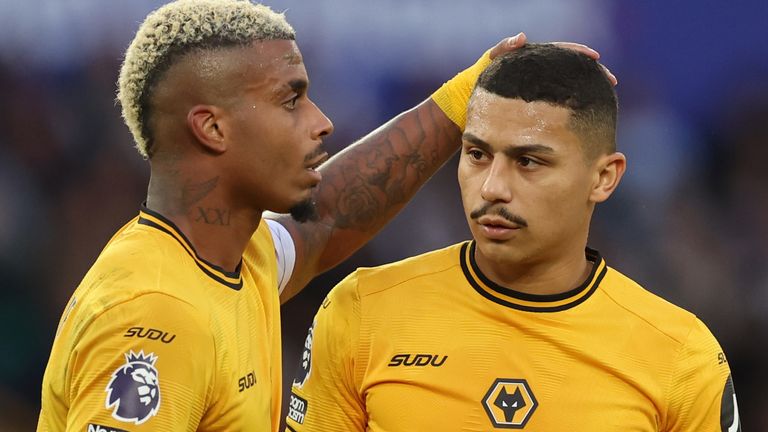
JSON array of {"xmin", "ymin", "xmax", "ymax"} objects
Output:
[{"xmin": 104, "ymin": 350, "xmax": 161, "ymax": 425}]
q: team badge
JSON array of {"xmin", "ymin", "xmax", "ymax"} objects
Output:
[
  {"xmin": 105, "ymin": 350, "xmax": 161, "ymax": 425},
  {"xmin": 292, "ymin": 319, "xmax": 315, "ymax": 389},
  {"xmin": 482, "ymin": 378, "xmax": 537, "ymax": 429}
]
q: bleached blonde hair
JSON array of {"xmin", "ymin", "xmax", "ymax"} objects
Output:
[{"xmin": 117, "ymin": 0, "xmax": 295, "ymax": 158}]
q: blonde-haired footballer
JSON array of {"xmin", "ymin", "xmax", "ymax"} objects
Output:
[
  {"xmin": 286, "ymin": 45, "xmax": 739, "ymax": 432},
  {"xmin": 35, "ymin": 0, "xmax": 607, "ymax": 430}
]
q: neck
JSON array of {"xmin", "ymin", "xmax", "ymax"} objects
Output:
[
  {"xmin": 473, "ymin": 243, "xmax": 592, "ymax": 296},
  {"xmin": 146, "ymin": 170, "xmax": 262, "ymax": 273}
]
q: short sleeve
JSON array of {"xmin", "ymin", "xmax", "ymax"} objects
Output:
[
  {"xmin": 664, "ymin": 318, "xmax": 741, "ymax": 432},
  {"xmin": 285, "ymin": 272, "xmax": 366, "ymax": 431},
  {"xmin": 266, "ymin": 219, "xmax": 296, "ymax": 294},
  {"xmin": 62, "ymin": 293, "xmax": 214, "ymax": 432}
]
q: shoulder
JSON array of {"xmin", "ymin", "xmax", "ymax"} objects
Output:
[
  {"xmin": 352, "ymin": 242, "xmax": 466, "ymax": 298},
  {"xmin": 80, "ymin": 225, "xmax": 176, "ymax": 300},
  {"xmin": 244, "ymin": 219, "xmax": 279, "ymax": 267},
  {"xmin": 67, "ymin": 224, "xmax": 211, "ymax": 340},
  {"xmin": 599, "ymin": 266, "xmax": 703, "ymax": 345},
  {"xmin": 320, "ymin": 242, "xmax": 465, "ymax": 319}
]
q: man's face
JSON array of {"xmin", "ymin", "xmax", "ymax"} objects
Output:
[
  {"xmin": 459, "ymin": 89, "xmax": 601, "ymax": 266},
  {"xmin": 221, "ymin": 40, "xmax": 333, "ymax": 216}
]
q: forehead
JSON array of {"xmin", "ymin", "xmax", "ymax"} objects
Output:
[
  {"xmin": 234, "ymin": 39, "xmax": 307, "ymax": 94},
  {"xmin": 466, "ymin": 89, "xmax": 578, "ymax": 148}
]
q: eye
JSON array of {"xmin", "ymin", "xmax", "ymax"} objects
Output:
[
  {"xmin": 518, "ymin": 156, "xmax": 541, "ymax": 168},
  {"xmin": 283, "ymin": 95, "xmax": 299, "ymax": 110},
  {"xmin": 466, "ymin": 148, "xmax": 487, "ymax": 162}
]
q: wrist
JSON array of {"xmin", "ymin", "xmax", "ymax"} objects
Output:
[{"xmin": 430, "ymin": 49, "xmax": 492, "ymax": 130}]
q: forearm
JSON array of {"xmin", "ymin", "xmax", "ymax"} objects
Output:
[
  {"xmin": 317, "ymin": 99, "xmax": 459, "ymax": 232},
  {"xmin": 274, "ymin": 37, "xmax": 532, "ymax": 300},
  {"xmin": 291, "ymin": 98, "xmax": 459, "ymax": 281}
]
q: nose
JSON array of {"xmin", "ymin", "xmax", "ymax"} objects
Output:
[
  {"xmin": 310, "ymin": 99, "xmax": 334, "ymax": 139},
  {"xmin": 480, "ymin": 159, "xmax": 513, "ymax": 203}
]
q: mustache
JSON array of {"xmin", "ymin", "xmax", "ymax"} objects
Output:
[
  {"xmin": 470, "ymin": 203, "xmax": 528, "ymax": 228},
  {"xmin": 304, "ymin": 145, "xmax": 328, "ymax": 163}
]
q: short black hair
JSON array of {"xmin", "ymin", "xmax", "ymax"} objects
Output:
[{"xmin": 475, "ymin": 43, "xmax": 617, "ymax": 158}]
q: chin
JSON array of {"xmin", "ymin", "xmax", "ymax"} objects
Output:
[
  {"xmin": 288, "ymin": 198, "xmax": 318, "ymax": 223},
  {"xmin": 474, "ymin": 236, "xmax": 526, "ymax": 264}
]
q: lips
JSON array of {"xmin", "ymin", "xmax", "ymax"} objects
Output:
[
  {"xmin": 476, "ymin": 215, "xmax": 522, "ymax": 241},
  {"xmin": 305, "ymin": 152, "xmax": 329, "ymax": 171},
  {"xmin": 304, "ymin": 152, "xmax": 328, "ymax": 185},
  {"xmin": 477, "ymin": 215, "xmax": 522, "ymax": 230}
]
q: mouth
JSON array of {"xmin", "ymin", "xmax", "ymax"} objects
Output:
[
  {"xmin": 305, "ymin": 152, "xmax": 329, "ymax": 172},
  {"xmin": 304, "ymin": 151, "xmax": 329, "ymax": 184},
  {"xmin": 476, "ymin": 215, "xmax": 522, "ymax": 240},
  {"xmin": 477, "ymin": 215, "xmax": 521, "ymax": 230}
]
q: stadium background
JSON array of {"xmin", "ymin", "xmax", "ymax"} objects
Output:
[{"xmin": 0, "ymin": 0, "xmax": 766, "ymax": 429}]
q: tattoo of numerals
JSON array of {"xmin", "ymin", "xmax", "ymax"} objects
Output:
[{"xmin": 194, "ymin": 207, "xmax": 231, "ymax": 226}]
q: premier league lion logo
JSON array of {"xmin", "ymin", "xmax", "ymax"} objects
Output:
[
  {"xmin": 105, "ymin": 350, "xmax": 161, "ymax": 425},
  {"xmin": 291, "ymin": 319, "xmax": 315, "ymax": 389}
]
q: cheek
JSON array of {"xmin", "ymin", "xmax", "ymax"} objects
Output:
[
  {"xmin": 458, "ymin": 168, "xmax": 483, "ymax": 209},
  {"xmin": 531, "ymin": 176, "xmax": 591, "ymax": 230}
]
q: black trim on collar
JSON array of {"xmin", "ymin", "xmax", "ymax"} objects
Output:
[
  {"xmin": 460, "ymin": 241, "xmax": 606, "ymax": 312},
  {"xmin": 138, "ymin": 205, "xmax": 243, "ymax": 290}
]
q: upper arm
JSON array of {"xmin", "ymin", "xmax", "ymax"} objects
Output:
[
  {"xmin": 285, "ymin": 273, "xmax": 366, "ymax": 431},
  {"xmin": 270, "ymin": 98, "xmax": 461, "ymax": 302},
  {"xmin": 62, "ymin": 293, "xmax": 214, "ymax": 432},
  {"xmin": 266, "ymin": 218, "xmax": 297, "ymax": 297},
  {"xmin": 664, "ymin": 319, "xmax": 740, "ymax": 432}
]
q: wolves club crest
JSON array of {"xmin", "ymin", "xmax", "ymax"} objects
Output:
[
  {"xmin": 482, "ymin": 378, "xmax": 537, "ymax": 429},
  {"xmin": 105, "ymin": 350, "xmax": 161, "ymax": 425}
]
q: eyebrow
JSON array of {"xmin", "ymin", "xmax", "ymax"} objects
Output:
[
  {"xmin": 287, "ymin": 79, "xmax": 307, "ymax": 94},
  {"xmin": 272, "ymin": 78, "xmax": 308, "ymax": 102},
  {"xmin": 283, "ymin": 52, "xmax": 303, "ymax": 65},
  {"xmin": 462, "ymin": 132, "xmax": 555, "ymax": 159}
]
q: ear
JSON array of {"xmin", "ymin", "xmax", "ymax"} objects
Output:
[
  {"xmin": 589, "ymin": 152, "xmax": 626, "ymax": 203},
  {"xmin": 187, "ymin": 105, "xmax": 227, "ymax": 154}
]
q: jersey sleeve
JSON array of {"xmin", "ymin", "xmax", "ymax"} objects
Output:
[
  {"xmin": 61, "ymin": 293, "xmax": 214, "ymax": 432},
  {"xmin": 285, "ymin": 272, "xmax": 366, "ymax": 431},
  {"xmin": 266, "ymin": 218, "xmax": 296, "ymax": 294},
  {"xmin": 664, "ymin": 318, "xmax": 741, "ymax": 432}
]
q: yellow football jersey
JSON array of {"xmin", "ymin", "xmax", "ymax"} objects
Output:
[
  {"xmin": 286, "ymin": 241, "xmax": 740, "ymax": 432},
  {"xmin": 38, "ymin": 207, "xmax": 283, "ymax": 432}
]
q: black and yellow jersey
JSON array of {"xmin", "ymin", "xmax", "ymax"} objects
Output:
[
  {"xmin": 287, "ymin": 241, "xmax": 739, "ymax": 431},
  {"xmin": 39, "ymin": 207, "xmax": 285, "ymax": 431}
]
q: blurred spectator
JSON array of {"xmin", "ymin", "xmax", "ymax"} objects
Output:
[{"xmin": 0, "ymin": 0, "xmax": 765, "ymax": 429}]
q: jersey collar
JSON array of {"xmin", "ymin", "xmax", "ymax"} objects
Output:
[
  {"xmin": 460, "ymin": 241, "xmax": 606, "ymax": 312},
  {"xmin": 138, "ymin": 205, "xmax": 243, "ymax": 290}
]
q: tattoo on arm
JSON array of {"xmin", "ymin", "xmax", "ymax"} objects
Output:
[
  {"xmin": 276, "ymin": 99, "xmax": 459, "ymax": 299},
  {"xmin": 318, "ymin": 100, "xmax": 454, "ymax": 231},
  {"xmin": 298, "ymin": 100, "xmax": 458, "ymax": 269}
]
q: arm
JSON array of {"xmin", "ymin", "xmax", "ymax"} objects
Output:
[
  {"xmin": 664, "ymin": 319, "xmax": 740, "ymax": 431},
  {"xmin": 285, "ymin": 273, "xmax": 365, "ymax": 431},
  {"xmin": 276, "ymin": 97, "xmax": 459, "ymax": 302},
  {"xmin": 40, "ymin": 294, "xmax": 213, "ymax": 432},
  {"xmin": 271, "ymin": 35, "xmax": 612, "ymax": 302},
  {"xmin": 271, "ymin": 36, "xmax": 522, "ymax": 302}
]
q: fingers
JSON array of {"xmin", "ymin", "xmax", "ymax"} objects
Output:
[
  {"xmin": 552, "ymin": 42, "xmax": 599, "ymax": 60},
  {"xmin": 489, "ymin": 32, "xmax": 527, "ymax": 59},
  {"xmin": 599, "ymin": 64, "xmax": 618, "ymax": 86},
  {"xmin": 553, "ymin": 42, "xmax": 618, "ymax": 86}
]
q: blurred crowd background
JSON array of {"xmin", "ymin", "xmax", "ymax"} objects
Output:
[{"xmin": 0, "ymin": 0, "xmax": 766, "ymax": 429}]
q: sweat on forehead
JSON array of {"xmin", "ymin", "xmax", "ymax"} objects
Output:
[
  {"xmin": 473, "ymin": 43, "xmax": 618, "ymax": 157},
  {"xmin": 117, "ymin": 0, "xmax": 296, "ymax": 158}
]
